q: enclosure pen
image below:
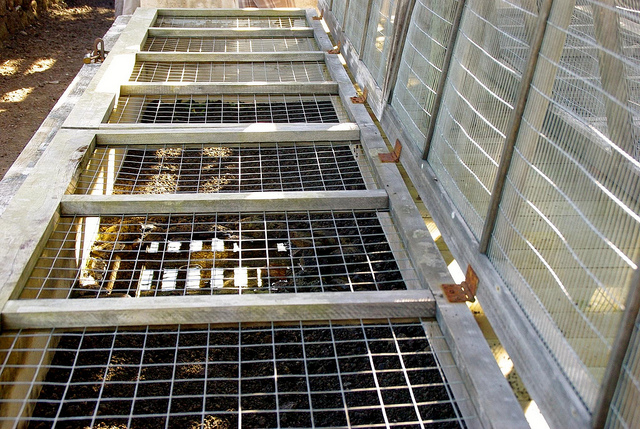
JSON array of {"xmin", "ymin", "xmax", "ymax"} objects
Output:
[
  {"xmin": 129, "ymin": 61, "xmax": 331, "ymax": 83},
  {"xmin": 0, "ymin": 6, "xmax": 529, "ymax": 429}
]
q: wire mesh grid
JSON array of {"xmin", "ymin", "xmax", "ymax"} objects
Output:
[
  {"xmin": 607, "ymin": 307, "xmax": 640, "ymax": 429},
  {"xmin": 73, "ymin": 143, "xmax": 374, "ymax": 195},
  {"xmin": 129, "ymin": 61, "xmax": 331, "ymax": 83},
  {"xmin": 427, "ymin": 0, "xmax": 534, "ymax": 238},
  {"xmin": 153, "ymin": 15, "xmax": 308, "ymax": 29},
  {"xmin": 108, "ymin": 94, "xmax": 347, "ymax": 124},
  {"xmin": 485, "ymin": 0, "xmax": 640, "ymax": 410},
  {"xmin": 142, "ymin": 36, "xmax": 318, "ymax": 53},
  {"xmin": 20, "ymin": 210, "xmax": 421, "ymax": 299},
  {"xmin": 0, "ymin": 320, "xmax": 470, "ymax": 428},
  {"xmin": 361, "ymin": 0, "xmax": 396, "ymax": 87},
  {"xmin": 390, "ymin": 0, "xmax": 459, "ymax": 150},
  {"xmin": 332, "ymin": 0, "xmax": 348, "ymax": 27},
  {"xmin": 342, "ymin": 0, "xmax": 368, "ymax": 54}
]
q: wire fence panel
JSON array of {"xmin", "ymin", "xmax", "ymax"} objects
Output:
[
  {"xmin": 332, "ymin": 0, "xmax": 348, "ymax": 27},
  {"xmin": 142, "ymin": 37, "xmax": 318, "ymax": 53},
  {"xmin": 153, "ymin": 15, "xmax": 308, "ymax": 28},
  {"xmin": 0, "ymin": 321, "xmax": 473, "ymax": 428},
  {"xmin": 343, "ymin": 0, "xmax": 369, "ymax": 54},
  {"xmin": 427, "ymin": 0, "xmax": 535, "ymax": 238},
  {"xmin": 108, "ymin": 94, "xmax": 348, "ymax": 124},
  {"xmin": 390, "ymin": 0, "xmax": 460, "ymax": 151},
  {"xmin": 129, "ymin": 61, "xmax": 331, "ymax": 83},
  {"xmin": 74, "ymin": 143, "xmax": 374, "ymax": 196},
  {"xmin": 607, "ymin": 309, "xmax": 640, "ymax": 428},
  {"xmin": 20, "ymin": 211, "xmax": 420, "ymax": 299},
  {"xmin": 486, "ymin": 0, "xmax": 640, "ymax": 410},
  {"xmin": 362, "ymin": 0, "xmax": 396, "ymax": 87}
]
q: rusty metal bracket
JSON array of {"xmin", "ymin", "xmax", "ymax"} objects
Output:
[
  {"xmin": 350, "ymin": 87, "xmax": 368, "ymax": 104},
  {"xmin": 313, "ymin": 11, "xmax": 324, "ymax": 20},
  {"xmin": 327, "ymin": 41, "xmax": 341, "ymax": 54},
  {"xmin": 84, "ymin": 38, "xmax": 106, "ymax": 64},
  {"xmin": 379, "ymin": 139, "xmax": 402, "ymax": 163},
  {"xmin": 441, "ymin": 265, "xmax": 478, "ymax": 303}
]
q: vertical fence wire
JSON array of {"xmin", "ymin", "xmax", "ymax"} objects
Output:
[
  {"xmin": 426, "ymin": 0, "xmax": 537, "ymax": 238},
  {"xmin": 342, "ymin": 0, "xmax": 370, "ymax": 55},
  {"xmin": 486, "ymin": 0, "xmax": 640, "ymax": 410},
  {"xmin": 362, "ymin": 0, "xmax": 397, "ymax": 86},
  {"xmin": 605, "ymin": 298, "xmax": 640, "ymax": 428},
  {"xmin": 332, "ymin": 0, "xmax": 349, "ymax": 27},
  {"xmin": 389, "ymin": 0, "xmax": 461, "ymax": 151}
]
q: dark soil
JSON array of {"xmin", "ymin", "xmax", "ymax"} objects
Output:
[
  {"xmin": 0, "ymin": 0, "xmax": 114, "ymax": 179},
  {"xmin": 71, "ymin": 211, "xmax": 406, "ymax": 298},
  {"xmin": 28, "ymin": 322, "xmax": 463, "ymax": 429}
]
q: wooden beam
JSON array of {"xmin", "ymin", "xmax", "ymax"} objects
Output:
[
  {"xmin": 96, "ymin": 123, "xmax": 360, "ymax": 142},
  {"xmin": 119, "ymin": 81, "xmax": 339, "ymax": 96},
  {"xmin": 155, "ymin": 8, "xmax": 308, "ymax": 17},
  {"xmin": 135, "ymin": 51, "xmax": 327, "ymax": 62},
  {"xmin": 61, "ymin": 190, "xmax": 389, "ymax": 215},
  {"xmin": 2, "ymin": 290, "xmax": 436, "ymax": 329},
  {"xmin": 147, "ymin": 28, "xmax": 314, "ymax": 38}
]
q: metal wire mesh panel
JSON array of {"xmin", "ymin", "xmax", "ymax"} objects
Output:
[
  {"xmin": 427, "ymin": 0, "xmax": 535, "ymax": 238},
  {"xmin": 129, "ymin": 61, "xmax": 331, "ymax": 83},
  {"xmin": 0, "ymin": 320, "xmax": 471, "ymax": 428},
  {"xmin": 332, "ymin": 0, "xmax": 348, "ymax": 26},
  {"xmin": 486, "ymin": 0, "xmax": 640, "ymax": 409},
  {"xmin": 154, "ymin": 16, "xmax": 307, "ymax": 28},
  {"xmin": 74, "ymin": 143, "xmax": 373, "ymax": 195},
  {"xmin": 343, "ymin": 0, "xmax": 369, "ymax": 54},
  {"xmin": 390, "ymin": 0, "xmax": 460, "ymax": 150},
  {"xmin": 361, "ymin": 0, "xmax": 396, "ymax": 86},
  {"xmin": 108, "ymin": 94, "xmax": 347, "ymax": 124},
  {"xmin": 21, "ymin": 211, "xmax": 420, "ymax": 299},
  {"xmin": 142, "ymin": 37, "xmax": 318, "ymax": 53},
  {"xmin": 607, "ymin": 309, "xmax": 640, "ymax": 429}
]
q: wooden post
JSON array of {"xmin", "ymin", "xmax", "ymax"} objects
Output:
[
  {"xmin": 421, "ymin": 0, "xmax": 467, "ymax": 159},
  {"xmin": 479, "ymin": 0, "xmax": 553, "ymax": 253}
]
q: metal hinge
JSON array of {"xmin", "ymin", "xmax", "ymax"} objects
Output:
[
  {"xmin": 379, "ymin": 139, "xmax": 402, "ymax": 163},
  {"xmin": 83, "ymin": 38, "xmax": 106, "ymax": 64},
  {"xmin": 441, "ymin": 265, "xmax": 478, "ymax": 303},
  {"xmin": 327, "ymin": 41, "xmax": 341, "ymax": 54},
  {"xmin": 350, "ymin": 87, "xmax": 368, "ymax": 104}
]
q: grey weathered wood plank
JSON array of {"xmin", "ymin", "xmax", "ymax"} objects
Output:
[
  {"xmin": 147, "ymin": 28, "xmax": 313, "ymax": 38},
  {"xmin": 135, "ymin": 51, "xmax": 326, "ymax": 62},
  {"xmin": 96, "ymin": 123, "xmax": 360, "ymax": 140},
  {"xmin": 95, "ymin": 124, "xmax": 360, "ymax": 144},
  {"xmin": 0, "ymin": 130, "xmax": 96, "ymax": 315},
  {"xmin": 2, "ymin": 290, "xmax": 435, "ymax": 329},
  {"xmin": 155, "ymin": 8, "xmax": 308, "ymax": 17},
  {"xmin": 61, "ymin": 190, "xmax": 388, "ymax": 215},
  {"xmin": 119, "ymin": 81, "xmax": 339, "ymax": 95}
]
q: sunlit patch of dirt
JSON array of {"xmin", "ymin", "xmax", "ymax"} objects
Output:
[
  {"xmin": 0, "ymin": 0, "xmax": 114, "ymax": 179},
  {"xmin": 25, "ymin": 57, "xmax": 56, "ymax": 74},
  {"xmin": 0, "ymin": 59, "xmax": 23, "ymax": 76},
  {"xmin": 0, "ymin": 87, "xmax": 33, "ymax": 102}
]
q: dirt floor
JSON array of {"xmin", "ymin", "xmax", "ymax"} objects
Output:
[{"xmin": 0, "ymin": 0, "xmax": 114, "ymax": 179}]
